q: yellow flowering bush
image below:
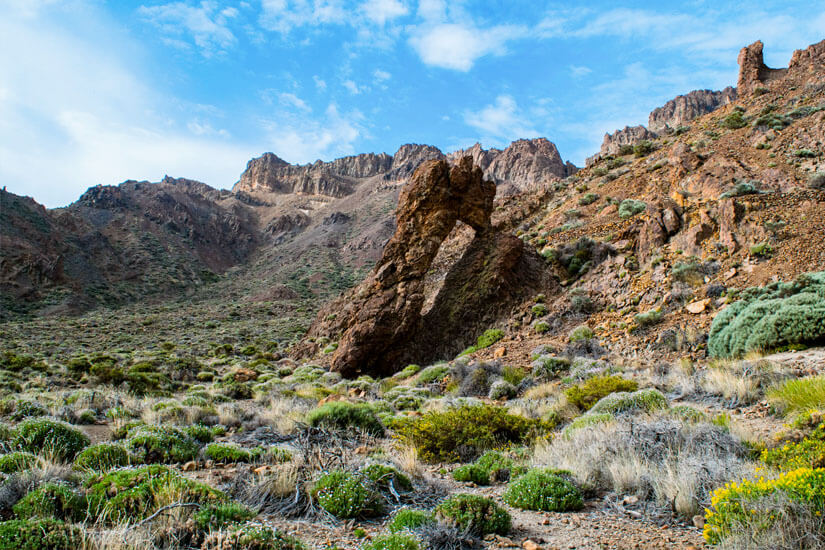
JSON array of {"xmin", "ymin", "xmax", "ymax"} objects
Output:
[
  {"xmin": 703, "ymin": 468, "xmax": 825, "ymax": 544},
  {"xmin": 761, "ymin": 422, "xmax": 825, "ymax": 470}
]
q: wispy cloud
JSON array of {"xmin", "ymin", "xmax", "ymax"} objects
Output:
[
  {"xmin": 259, "ymin": 0, "xmax": 349, "ymax": 33},
  {"xmin": 463, "ymin": 95, "xmax": 538, "ymax": 145},
  {"xmin": 260, "ymin": 103, "xmax": 363, "ymax": 163},
  {"xmin": 137, "ymin": 1, "xmax": 239, "ymax": 57},
  {"xmin": 409, "ymin": 23, "xmax": 528, "ymax": 71},
  {"xmin": 360, "ymin": 0, "xmax": 408, "ymax": 25}
]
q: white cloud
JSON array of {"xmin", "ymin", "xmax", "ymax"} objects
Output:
[
  {"xmin": 361, "ymin": 0, "xmax": 408, "ymax": 25},
  {"xmin": 343, "ymin": 79, "xmax": 362, "ymax": 94},
  {"xmin": 313, "ymin": 75, "xmax": 327, "ymax": 90},
  {"xmin": 278, "ymin": 92, "xmax": 312, "ymax": 111},
  {"xmin": 373, "ymin": 69, "xmax": 391, "ymax": 81},
  {"xmin": 463, "ymin": 95, "xmax": 538, "ymax": 145},
  {"xmin": 261, "ymin": 104, "xmax": 362, "ymax": 163},
  {"xmin": 570, "ymin": 65, "xmax": 592, "ymax": 78},
  {"xmin": 259, "ymin": 0, "xmax": 348, "ymax": 33},
  {"xmin": 408, "ymin": 23, "xmax": 527, "ymax": 71},
  {"xmin": 137, "ymin": 1, "xmax": 237, "ymax": 57}
]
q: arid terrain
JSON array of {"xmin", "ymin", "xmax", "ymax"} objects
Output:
[{"xmin": 1, "ymin": 38, "xmax": 825, "ymax": 550}]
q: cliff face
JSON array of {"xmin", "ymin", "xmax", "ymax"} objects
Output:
[
  {"xmin": 738, "ymin": 39, "xmax": 825, "ymax": 95},
  {"xmin": 648, "ymin": 88, "xmax": 737, "ymax": 133}
]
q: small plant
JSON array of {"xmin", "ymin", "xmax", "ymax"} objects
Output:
[
  {"xmin": 201, "ymin": 523, "xmax": 305, "ymax": 550},
  {"xmin": 618, "ymin": 199, "xmax": 646, "ymax": 219},
  {"xmin": 13, "ymin": 483, "xmax": 88, "ymax": 522},
  {"xmin": 460, "ymin": 329, "xmax": 504, "ymax": 355},
  {"xmin": 761, "ymin": 422, "xmax": 825, "ymax": 470},
  {"xmin": 417, "ymin": 364, "xmax": 449, "ymax": 384},
  {"xmin": 193, "ymin": 502, "xmax": 256, "ymax": 531},
  {"xmin": 0, "ymin": 451, "xmax": 38, "ymax": 473},
  {"xmin": 564, "ymin": 375, "xmax": 638, "ymax": 411},
  {"xmin": 394, "ymin": 404, "xmax": 537, "ymax": 462},
  {"xmin": 205, "ymin": 443, "xmax": 254, "ymax": 463},
  {"xmin": 768, "ymin": 376, "xmax": 825, "ymax": 416},
  {"xmin": 16, "ymin": 418, "xmax": 89, "ymax": 460},
  {"xmin": 569, "ymin": 325, "xmax": 594, "ymax": 342},
  {"xmin": 453, "ymin": 450, "xmax": 522, "ymax": 485},
  {"xmin": 720, "ymin": 110, "xmax": 747, "ymax": 129},
  {"xmin": 312, "ymin": 470, "xmax": 384, "ymax": 519},
  {"xmin": 750, "ymin": 242, "xmax": 773, "ymax": 258},
  {"xmin": 502, "ymin": 469, "xmax": 583, "ymax": 512},
  {"xmin": 671, "ymin": 257, "xmax": 703, "ymax": 284},
  {"xmin": 73, "ymin": 443, "xmax": 130, "ymax": 471},
  {"xmin": 634, "ymin": 308, "xmax": 663, "ymax": 326},
  {"xmin": 306, "ymin": 402, "xmax": 384, "ymax": 436},
  {"xmin": 533, "ymin": 321, "xmax": 549, "ymax": 334},
  {"xmin": 532, "ymin": 356, "xmax": 570, "ymax": 379},
  {"xmin": 719, "ymin": 180, "xmax": 761, "ymax": 199},
  {"xmin": 531, "ymin": 304, "xmax": 548, "ymax": 316},
  {"xmin": 633, "ymin": 140, "xmax": 656, "ymax": 157},
  {"xmin": 435, "ymin": 494, "xmax": 511, "ymax": 535},
  {"xmin": 0, "ymin": 518, "xmax": 85, "ymax": 550},
  {"xmin": 578, "ymin": 193, "xmax": 599, "ymax": 206},
  {"xmin": 362, "ymin": 533, "xmax": 420, "ymax": 550},
  {"xmin": 388, "ymin": 508, "xmax": 435, "ymax": 532},
  {"xmin": 125, "ymin": 425, "xmax": 200, "ymax": 463},
  {"xmin": 588, "ymin": 388, "xmax": 668, "ymax": 415},
  {"xmin": 363, "ymin": 463, "xmax": 413, "ymax": 492},
  {"xmin": 795, "ymin": 149, "xmax": 817, "ymax": 158}
]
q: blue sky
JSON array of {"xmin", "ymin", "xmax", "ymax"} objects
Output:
[{"xmin": 1, "ymin": 1, "xmax": 823, "ymax": 207}]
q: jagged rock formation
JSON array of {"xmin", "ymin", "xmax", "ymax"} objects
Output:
[
  {"xmin": 648, "ymin": 88, "xmax": 737, "ymax": 133},
  {"xmin": 739, "ymin": 39, "xmax": 825, "ymax": 95},
  {"xmin": 448, "ymin": 138, "xmax": 577, "ymax": 194},
  {"xmin": 597, "ymin": 126, "xmax": 658, "ymax": 157},
  {"xmin": 298, "ymin": 157, "xmax": 548, "ymax": 377}
]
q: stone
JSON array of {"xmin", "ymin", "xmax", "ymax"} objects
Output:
[
  {"xmin": 686, "ymin": 299, "xmax": 710, "ymax": 314},
  {"xmin": 737, "ymin": 41, "xmax": 788, "ymax": 95},
  {"xmin": 692, "ymin": 515, "xmax": 705, "ymax": 529},
  {"xmin": 493, "ymin": 346, "xmax": 507, "ymax": 358},
  {"xmin": 522, "ymin": 540, "xmax": 541, "ymax": 550},
  {"xmin": 183, "ymin": 461, "xmax": 198, "ymax": 471}
]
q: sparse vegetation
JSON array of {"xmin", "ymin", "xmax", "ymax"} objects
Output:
[
  {"xmin": 618, "ymin": 199, "xmax": 646, "ymax": 219},
  {"xmin": 502, "ymin": 468, "xmax": 583, "ymax": 512},
  {"xmin": 435, "ymin": 494, "xmax": 511, "ymax": 535}
]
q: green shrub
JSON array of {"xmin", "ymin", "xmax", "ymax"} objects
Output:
[
  {"xmin": 9, "ymin": 400, "xmax": 48, "ymax": 421},
  {"xmin": 768, "ymin": 376, "xmax": 825, "ymax": 416},
  {"xmin": 435, "ymin": 494, "xmax": 510, "ymax": 535},
  {"xmin": 564, "ymin": 375, "xmax": 638, "ymax": 411},
  {"xmin": 202, "ymin": 523, "xmax": 305, "ymax": 550},
  {"xmin": 13, "ymin": 482, "xmax": 88, "ymax": 521},
  {"xmin": 193, "ymin": 502, "xmax": 256, "ymax": 531},
  {"xmin": 578, "ymin": 193, "xmax": 599, "ymax": 206},
  {"xmin": 362, "ymin": 533, "xmax": 420, "ymax": 550},
  {"xmin": 633, "ymin": 140, "xmax": 656, "ymax": 157},
  {"xmin": 671, "ymin": 258, "xmax": 702, "ymax": 283},
  {"xmin": 388, "ymin": 508, "xmax": 434, "ymax": 532},
  {"xmin": 394, "ymin": 404, "xmax": 537, "ymax": 462},
  {"xmin": 502, "ymin": 469, "xmax": 583, "ymax": 512},
  {"xmin": 708, "ymin": 271, "xmax": 825, "ymax": 358},
  {"xmin": 533, "ymin": 321, "xmax": 549, "ymax": 334},
  {"xmin": 417, "ymin": 365, "xmax": 449, "ymax": 384},
  {"xmin": 73, "ymin": 443, "xmax": 130, "ymax": 471},
  {"xmin": 453, "ymin": 450, "xmax": 521, "ymax": 485},
  {"xmin": 532, "ymin": 356, "xmax": 570, "ymax": 378},
  {"xmin": 588, "ymin": 388, "xmax": 668, "ymax": 415},
  {"xmin": 569, "ymin": 325, "xmax": 594, "ymax": 342},
  {"xmin": 460, "ymin": 329, "xmax": 504, "ymax": 356},
  {"xmin": 125, "ymin": 425, "xmax": 200, "ymax": 463},
  {"xmin": 306, "ymin": 402, "xmax": 384, "ymax": 436},
  {"xmin": 85, "ymin": 465, "xmax": 226, "ymax": 523},
  {"xmin": 16, "ymin": 419, "xmax": 89, "ymax": 460},
  {"xmin": 750, "ymin": 242, "xmax": 773, "ymax": 258},
  {"xmin": 0, "ymin": 451, "xmax": 38, "ymax": 473},
  {"xmin": 720, "ymin": 111, "xmax": 747, "ymax": 129},
  {"xmin": 183, "ymin": 424, "xmax": 215, "ymax": 444},
  {"xmin": 205, "ymin": 443, "xmax": 253, "ymax": 463},
  {"xmin": 562, "ymin": 413, "xmax": 614, "ymax": 437},
  {"xmin": 720, "ymin": 180, "xmax": 761, "ymax": 199},
  {"xmin": 703, "ymin": 468, "xmax": 825, "ymax": 545},
  {"xmin": 0, "ymin": 518, "xmax": 85, "ymax": 550},
  {"xmin": 795, "ymin": 149, "xmax": 817, "ymax": 158},
  {"xmin": 312, "ymin": 470, "xmax": 384, "ymax": 519},
  {"xmin": 634, "ymin": 309, "xmax": 663, "ymax": 326},
  {"xmin": 363, "ymin": 463, "xmax": 412, "ymax": 492},
  {"xmin": 761, "ymin": 423, "xmax": 825, "ymax": 470},
  {"xmin": 531, "ymin": 304, "xmax": 548, "ymax": 316},
  {"xmin": 618, "ymin": 199, "xmax": 646, "ymax": 219}
]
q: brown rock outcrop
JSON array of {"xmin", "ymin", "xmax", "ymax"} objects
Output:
[
  {"xmin": 637, "ymin": 200, "xmax": 683, "ymax": 262},
  {"xmin": 737, "ymin": 40, "xmax": 788, "ymax": 95},
  {"xmin": 648, "ymin": 88, "xmax": 737, "ymax": 133},
  {"xmin": 597, "ymin": 125, "xmax": 657, "ymax": 158}
]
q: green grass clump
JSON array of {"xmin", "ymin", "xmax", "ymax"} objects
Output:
[
  {"xmin": 588, "ymin": 388, "xmax": 668, "ymax": 416},
  {"xmin": 362, "ymin": 533, "xmax": 420, "ymax": 550},
  {"xmin": 578, "ymin": 193, "xmax": 599, "ymax": 206},
  {"xmin": 435, "ymin": 494, "xmax": 511, "ymax": 535},
  {"xmin": 569, "ymin": 325, "xmax": 594, "ymax": 342},
  {"xmin": 312, "ymin": 471, "xmax": 384, "ymax": 519},
  {"xmin": 562, "ymin": 413, "xmax": 614, "ymax": 437},
  {"xmin": 460, "ymin": 329, "xmax": 505, "ymax": 356},
  {"xmin": 634, "ymin": 308, "xmax": 663, "ymax": 326},
  {"xmin": 13, "ymin": 483, "xmax": 88, "ymax": 522},
  {"xmin": 719, "ymin": 181, "xmax": 760, "ymax": 199},
  {"xmin": 453, "ymin": 450, "xmax": 523, "ymax": 485},
  {"xmin": 720, "ymin": 110, "xmax": 748, "ymax": 129},
  {"xmin": 73, "ymin": 443, "xmax": 130, "ymax": 471},
  {"xmin": 502, "ymin": 469, "xmax": 583, "ymax": 512},
  {"xmin": 85, "ymin": 464, "xmax": 226, "ymax": 523},
  {"xmin": 183, "ymin": 424, "xmax": 216, "ymax": 444},
  {"xmin": 633, "ymin": 140, "xmax": 656, "ymax": 157},
  {"xmin": 768, "ymin": 376, "xmax": 825, "ymax": 416},
  {"xmin": 417, "ymin": 364, "xmax": 449, "ymax": 384},
  {"xmin": 202, "ymin": 523, "xmax": 305, "ymax": 550},
  {"xmin": 703, "ymin": 468, "xmax": 825, "ymax": 545},
  {"xmin": 125, "ymin": 425, "xmax": 200, "ymax": 463},
  {"xmin": 16, "ymin": 418, "xmax": 89, "ymax": 461},
  {"xmin": 193, "ymin": 502, "xmax": 256, "ymax": 531},
  {"xmin": 388, "ymin": 508, "xmax": 434, "ymax": 532},
  {"xmin": 618, "ymin": 199, "xmax": 646, "ymax": 219},
  {"xmin": 564, "ymin": 375, "xmax": 638, "ymax": 411},
  {"xmin": 205, "ymin": 443, "xmax": 253, "ymax": 463},
  {"xmin": 0, "ymin": 451, "xmax": 38, "ymax": 473},
  {"xmin": 0, "ymin": 518, "xmax": 85, "ymax": 550},
  {"xmin": 394, "ymin": 404, "xmax": 537, "ymax": 463},
  {"xmin": 306, "ymin": 401, "xmax": 384, "ymax": 436},
  {"xmin": 708, "ymin": 271, "xmax": 825, "ymax": 358},
  {"xmin": 532, "ymin": 356, "xmax": 570, "ymax": 379},
  {"xmin": 363, "ymin": 463, "xmax": 412, "ymax": 492}
]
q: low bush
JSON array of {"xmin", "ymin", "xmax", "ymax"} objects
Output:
[
  {"xmin": 562, "ymin": 413, "xmax": 614, "ymax": 437},
  {"xmin": 578, "ymin": 193, "xmax": 599, "ymax": 206},
  {"xmin": 671, "ymin": 258, "xmax": 703, "ymax": 284},
  {"xmin": 564, "ymin": 375, "xmax": 638, "ymax": 411},
  {"xmin": 569, "ymin": 325, "xmax": 594, "ymax": 342},
  {"xmin": 708, "ymin": 271, "xmax": 825, "ymax": 358},
  {"xmin": 363, "ymin": 463, "xmax": 413, "ymax": 492},
  {"xmin": 193, "ymin": 502, "xmax": 256, "ymax": 531},
  {"xmin": 750, "ymin": 242, "xmax": 773, "ymax": 258},
  {"xmin": 0, "ymin": 518, "xmax": 85, "ymax": 550},
  {"xmin": 85, "ymin": 465, "xmax": 226, "ymax": 523},
  {"xmin": 719, "ymin": 180, "xmax": 761, "ymax": 199},
  {"xmin": 633, "ymin": 140, "xmax": 656, "ymax": 157},
  {"xmin": 503, "ymin": 469, "xmax": 582, "ymax": 512},
  {"xmin": 13, "ymin": 483, "xmax": 88, "ymax": 522},
  {"xmin": 205, "ymin": 443, "xmax": 254, "ymax": 463},
  {"xmin": 125, "ymin": 425, "xmax": 201, "ymax": 463},
  {"xmin": 202, "ymin": 523, "xmax": 305, "ymax": 550},
  {"xmin": 634, "ymin": 309, "xmax": 663, "ymax": 327},
  {"xmin": 618, "ymin": 199, "xmax": 646, "ymax": 219},
  {"xmin": 453, "ymin": 450, "xmax": 521, "ymax": 485},
  {"xmin": 552, "ymin": 237, "xmax": 612, "ymax": 279},
  {"xmin": 0, "ymin": 451, "xmax": 38, "ymax": 473},
  {"xmin": 435, "ymin": 494, "xmax": 510, "ymax": 535},
  {"xmin": 388, "ymin": 508, "xmax": 434, "ymax": 532},
  {"xmin": 362, "ymin": 533, "xmax": 420, "ymax": 550},
  {"xmin": 762, "ymin": 422, "xmax": 825, "ymax": 470},
  {"xmin": 588, "ymin": 388, "xmax": 668, "ymax": 415},
  {"xmin": 394, "ymin": 404, "xmax": 537, "ymax": 462},
  {"xmin": 417, "ymin": 365, "xmax": 449, "ymax": 384},
  {"xmin": 460, "ymin": 329, "xmax": 504, "ymax": 356},
  {"xmin": 16, "ymin": 418, "xmax": 89, "ymax": 460},
  {"xmin": 73, "ymin": 443, "xmax": 130, "ymax": 471},
  {"xmin": 306, "ymin": 401, "xmax": 384, "ymax": 436},
  {"xmin": 703, "ymin": 468, "xmax": 825, "ymax": 546},
  {"xmin": 312, "ymin": 471, "xmax": 384, "ymax": 519},
  {"xmin": 488, "ymin": 379, "xmax": 517, "ymax": 400},
  {"xmin": 720, "ymin": 111, "xmax": 748, "ymax": 129},
  {"xmin": 769, "ymin": 376, "xmax": 825, "ymax": 416}
]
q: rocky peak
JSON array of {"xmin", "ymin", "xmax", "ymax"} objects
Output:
[
  {"xmin": 648, "ymin": 87, "xmax": 737, "ymax": 133},
  {"xmin": 597, "ymin": 126, "xmax": 657, "ymax": 159},
  {"xmin": 386, "ymin": 144, "xmax": 445, "ymax": 180},
  {"xmin": 737, "ymin": 40, "xmax": 788, "ymax": 95}
]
